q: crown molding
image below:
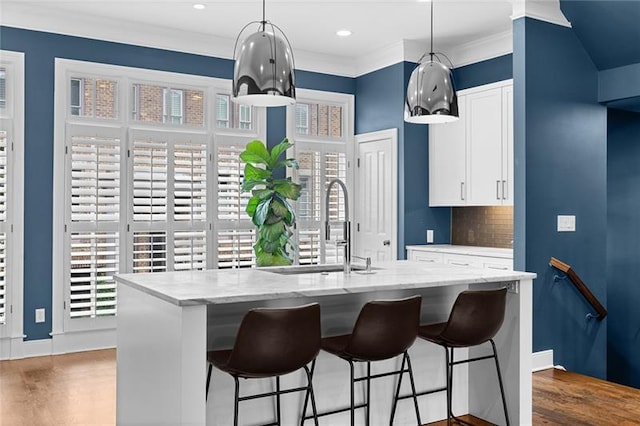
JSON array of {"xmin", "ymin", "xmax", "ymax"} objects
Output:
[
  {"xmin": 511, "ymin": 0, "xmax": 572, "ymax": 28},
  {"xmin": 2, "ymin": 2, "xmax": 520, "ymax": 79}
]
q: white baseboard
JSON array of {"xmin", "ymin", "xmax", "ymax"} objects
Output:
[
  {"xmin": 532, "ymin": 349, "xmax": 554, "ymax": 372},
  {"xmin": 5, "ymin": 329, "xmax": 116, "ymax": 360}
]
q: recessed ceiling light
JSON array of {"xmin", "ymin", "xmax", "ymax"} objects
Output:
[
  {"xmin": 193, "ymin": 3, "xmax": 206, "ymax": 10},
  {"xmin": 336, "ymin": 30, "xmax": 352, "ymax": 37}
]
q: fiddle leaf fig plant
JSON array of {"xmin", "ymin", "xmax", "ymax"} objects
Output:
[{"xmin": 241, "ymin": 138, "xmax": 301, "ymax": 266}]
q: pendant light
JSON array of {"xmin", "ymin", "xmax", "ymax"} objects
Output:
[
  {"xmin": 232, "ymin": 0, "xmax": 296, "ymax": 107},
  {"xmin": 405, "ymin": 0, "xmax": 459, "ymax": 124}
]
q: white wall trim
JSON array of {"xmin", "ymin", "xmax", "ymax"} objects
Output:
[
  {"xmin": 4, "ymin": 2, "xmax": 516, "ymax": 78},
  {"xmin": 511, "ymin": 0, "xmax": 572, "ymax": 28},
  {"xmin": 21, "ymin": 338, "xmax": 54, "ymax": 359},
  {"xmin": 532, "ymin": 349, "xmax": 554, "ymax": 372}
]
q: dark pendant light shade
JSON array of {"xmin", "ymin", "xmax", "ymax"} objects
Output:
[
  {"xmin": 405, "ymin": 0, "xmax": 459, "ymax": 124},
  {"xmin": 232, "ymin": 2, "xmax": 296, "ymax": 107}
]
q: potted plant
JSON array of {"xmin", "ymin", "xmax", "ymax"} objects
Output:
[{"xmin": 240, "ymin": 138, "xmax": 301, "ymax": 266}]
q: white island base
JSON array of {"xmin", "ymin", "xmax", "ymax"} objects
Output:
[{"xmin": 116, "ymin": 261, "xmax": 534, "ymax": 425}]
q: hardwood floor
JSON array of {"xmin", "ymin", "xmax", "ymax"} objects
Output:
[{"xmin": 2, "ymin": 350, "xmax": 640, "ymax": 425}]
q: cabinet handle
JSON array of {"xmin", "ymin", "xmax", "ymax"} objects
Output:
[
  {"xmin": 450, "ymin": 261, "xmax": 469, "ymax": 266},
  {"xmin": 420, "ymin": 259, "xmax": 436, "ymax": 263},
  {"xmin": 460, "ymin": 182, "xmax": 465, "ymax": 201},
  {"xmin": 487, "ymin": 265, "xmax": 509, "ymax": 270},
  {"xmin": 496, "ymin": 180, "xmax": 501, "ymax": 200},
  {"xmin": 502, "ymin": 180, "xmax": 507, "ymax": 200}
]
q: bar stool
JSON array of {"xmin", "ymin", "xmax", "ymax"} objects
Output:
[
  {"xmin": 206, "ymin": 303, "xmax": 321, "ymax": 426},
  {"xmin": 302, "ymin": 295, "xmax": 422, "ymax": 426},
  {"xmin": 418, "ymin": 287, "xmax": 510, "ymax": 426}
]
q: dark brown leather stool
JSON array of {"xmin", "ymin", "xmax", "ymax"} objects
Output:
[
  {"xmin": 206, "ymin": 303, "xmax": 321, "ymax": 426},
  {"xmin": 302, "ymin": 295, "xmax": 422, "ymax": 426},
  {"xmin": 418, "ymin": 287, "xmax": 510, "ymax": 426}
]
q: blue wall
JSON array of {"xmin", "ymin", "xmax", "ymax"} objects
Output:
[
  {"xmin": 607, "ymin": 108, "xmax": 640, "ymax": 388},
  {"xmin": 514, "ymin": 17, "xmax": 608, "ymax": 378},
  {"xmin": 0, "ymin": 26, "xmax": 354, "ymax": 341}
]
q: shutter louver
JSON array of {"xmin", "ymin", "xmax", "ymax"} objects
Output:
[
  {"xmin": 0, "ymin": 130, "xmax": 6, "ymax": 324},
  {"xmin": 325, "ymin": 151, "xmax": 347, "ymax": 263},
  {"xmin": 217, "ymin": 229, "xmax": 255, "ymax": 269},
  {"xmin": 69, "ymin": 232, "xmax": 119, "ymax": 318},
  {"xmin": 174, "ymin": 230, "xmax": 206, "ymax": 270},
  {"xmin": 298, "ymin": 228, "xmax": 321, "ymax": 265},
  {"xmin": 132, "ymin": 232, "xmax": 167, "ymax": 273},
  {"xmin": 174, "ymin": 142, "xmax": 207, "ymax": 222},
  {"xmin": 0, "ymin": 234, "xmax": 5, "ymax": 324},
  {"xmin": 70, "ymin": 137, "xmax": 120, "ymax": 222},
  {"xmin": 217, "ymin": 145, "xmax": 250, "ymax": 221},
  {"xmin": 133, "ymin": 139, "xmax": 168, "ymax": 222}
]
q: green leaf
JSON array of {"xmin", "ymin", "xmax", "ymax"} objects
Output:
[
  {"xmin": 270, "ymin": 198, "xmax": 289, "ymax": 218},
  {"xmin": 254, "ymin": 198, "xmax": 271, "ymax": 226},
  {"xmin": 240, "ymin": 140, "xmax": 271, "ymax": 165},
  {"xmin": 269, "ymin": 139, "xmax": 293, "ymax": 164},
  {"xmin": 252, "ymin": 189, "xmax": 274, "ymax": 200},
  {"xmin": 246, "ymin": 196, "xmax": 260, "ymax": 217},
  {"xmin": 241, "ymin": 179, "xmax": 265, "ymax": 192},
  {"xmin": 244, "ymin": 163, "xmax": 271, "ymax": 182},
  {"xmin": 260, "ymin": 221, "xmax": 285, "ymax": 242},
  {"xmin": 273, "ymin": 194, "xmax": 295, "ymax": 225},
  {"xmin": 274, "ymin": 180, "xmax": 301, "ymax": 200},
  {"xmin": 274, "ymin": 158, "xmax": 299, "ymax": 170}
]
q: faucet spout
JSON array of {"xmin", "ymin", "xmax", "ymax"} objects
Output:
[{"xmin": 325, "ymin": 178, "xmax": 351, "ymax": 273}]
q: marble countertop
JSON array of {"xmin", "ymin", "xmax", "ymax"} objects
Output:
[
  {"xmin": 406, "ymin": 244, "xmax": 513, "ymax": 259},
  {"xmin": 115, "ymin": 260, "xmax": 535, "ymax": 307}
]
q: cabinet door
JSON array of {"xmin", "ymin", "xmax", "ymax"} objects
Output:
[
  {"xmin": 466, "ymin": 88, "xmax": 503, "ymax": 206},
  {"xmin": 502, "ymin": 85, "xmax": 514, "ymax": 205},
  {"xmin": 429, "ymin": 96, "xmax": 466, "ymax": 206},
  {"xmin": 408, "ymin": 249, "xmax": 444, "ymax": 264}
]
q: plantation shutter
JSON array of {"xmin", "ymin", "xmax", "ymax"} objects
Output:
[
  {"xmin": 214, "ymin": 142, "xmax": 255, "ymax": 268},
  {"xmin": 68, "ymin": 134, "xmax": 121, "ymax": 319},
  {"xmin": 130, "ymin": 131, "xmax": 209, "ymax": 273},
  {"xmin": 0, "ymin": 130, "xmax": 8, "ymax": 324}
]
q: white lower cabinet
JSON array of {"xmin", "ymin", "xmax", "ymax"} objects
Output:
[{"xmin": 406, "ymin": 245, "xmax": 513, "ymax": 270}]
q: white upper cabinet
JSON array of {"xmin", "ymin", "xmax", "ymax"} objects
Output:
[
  {"xmin": 429, "ymin": 80, "xmax": 513, "ymax": 207},
  {"xmin": 429, "ymin": 97, "xmax": 467, "ymax": 206}
]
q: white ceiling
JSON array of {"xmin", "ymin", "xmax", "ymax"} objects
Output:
[{"xmin": 2, "ymin": 0, "xmax": 517, "ymax": 74}]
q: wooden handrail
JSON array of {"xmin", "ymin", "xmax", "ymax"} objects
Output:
[{"xmin": 549, "ymin": 257, "xmax": 607, "ymax": 320}]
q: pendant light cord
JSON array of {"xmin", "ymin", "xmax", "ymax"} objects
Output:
[
  {"xmin": 429, "ymin": 0, "xmax": 434, "ymax": 61},
  {"xmin": 262, "ymin": 0, "xmax": 266, "ymax": 30}
]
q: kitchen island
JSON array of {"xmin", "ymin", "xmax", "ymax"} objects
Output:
[{"xmin": 115, "ymin": 260, "xmax": 535, "ymax": 425}]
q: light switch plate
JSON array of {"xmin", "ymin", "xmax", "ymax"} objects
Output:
[
  {"xmin": 426, "ymin": 230, "xmax": 434, "ymax": 243},
  {"xmin": 557, "ymin": 215, "xmax": 576, "ymax": 232}
]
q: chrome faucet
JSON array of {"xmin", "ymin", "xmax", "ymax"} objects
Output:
[{"xmin": 325, "ymin": 178, "xmax": 351, "ymax": 274}]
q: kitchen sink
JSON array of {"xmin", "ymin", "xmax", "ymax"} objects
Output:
[{"xmin": 261, "ymin": 264, "xmax": 373, "ymax": 275}]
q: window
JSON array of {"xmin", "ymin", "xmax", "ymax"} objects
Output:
[
  {"xmin": 216, "ymin": 94, "xmax": 253, "ymax": 130},
  {"xmin": 69, "ymin": 77, "xmax": 118, "ymax": 119},
  {"xmin": 0, "ymin": 51, "xmax": 24, "ymax": 339},
  {"xmin": 55, "ymin": 60, "xmax": 265, "ymax": 336},
  {"xmin": 288, "ymin": 90, "xmax": 353, "ymax": 265},
  {"xmin": 163, "ymin": 89, "xmax": 184, "ymax": 124},
  {"xmin": 295, "ymin": 102, "xmax": 343, "ymax": 138},
  {"xmin": 132, "ymin": 84, "xmax": 204, "ymax": 126},
  {"xmin": 0, "ymin": 68, "xmax": 7, "ymax": 110}
]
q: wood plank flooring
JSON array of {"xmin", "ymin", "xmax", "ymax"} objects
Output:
[{"xmin": 2, "ymin": 349, "xmax": 640, "ymax": 425}]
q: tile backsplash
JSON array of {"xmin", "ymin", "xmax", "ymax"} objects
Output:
[{"xmin": 451, "ymin": 206, "xmax": 513, "ymax": 248}]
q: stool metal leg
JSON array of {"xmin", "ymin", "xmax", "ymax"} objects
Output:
[
  {"xmin": 233, "ymin": 376, "xmax": 240, "ymax": 426},
  {"xmin": 490, "ymin": 339, "xmax": 511, "ymax": 426},
  {"xmin": 303, "ymin": 364, "xmax": 320, "ymax": 426},
  {"xmin": 389, "ymin": 352, "xmax": 407, "ymax": 425},
  {"xmin": 444, "ymin": 347, "xmax": 452, "ymax": 425},
  {"xmin": 300, "ymin": 360, "xmax": 316, "ymax": 426},
  {"xmin": 366, "ymin": 361, "xmax": 371, "ymax": 426},
  {"xmin": 206, "ymin": 363, "xmax": 213, "ymax": 401},
  {"xmin": 405, "ymin": 352, "xmax": 422, "ymax": 426},
  {"xmin": 349, "ymin": 360, "xmax": 355, "ymax": 426},
  {"xmin": 276, "ymin": 376, "xmax": 282, "ymax": 426}
]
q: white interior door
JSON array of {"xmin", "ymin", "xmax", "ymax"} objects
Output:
[{"xmin": 355, "ymin": 129, "xmax": 397, "ymax": 261}]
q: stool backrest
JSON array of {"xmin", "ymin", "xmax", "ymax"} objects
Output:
[
  {"xmin": 346, "ymin": 295, "xmax": 421, "ymax": 361},
  {"xmin": 226, "ymin": 303, "xmax": 321, "ymax": 376},
  {"xmin": 441, "ymin": 288, "xmax": 507, "ymax": 347}
]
